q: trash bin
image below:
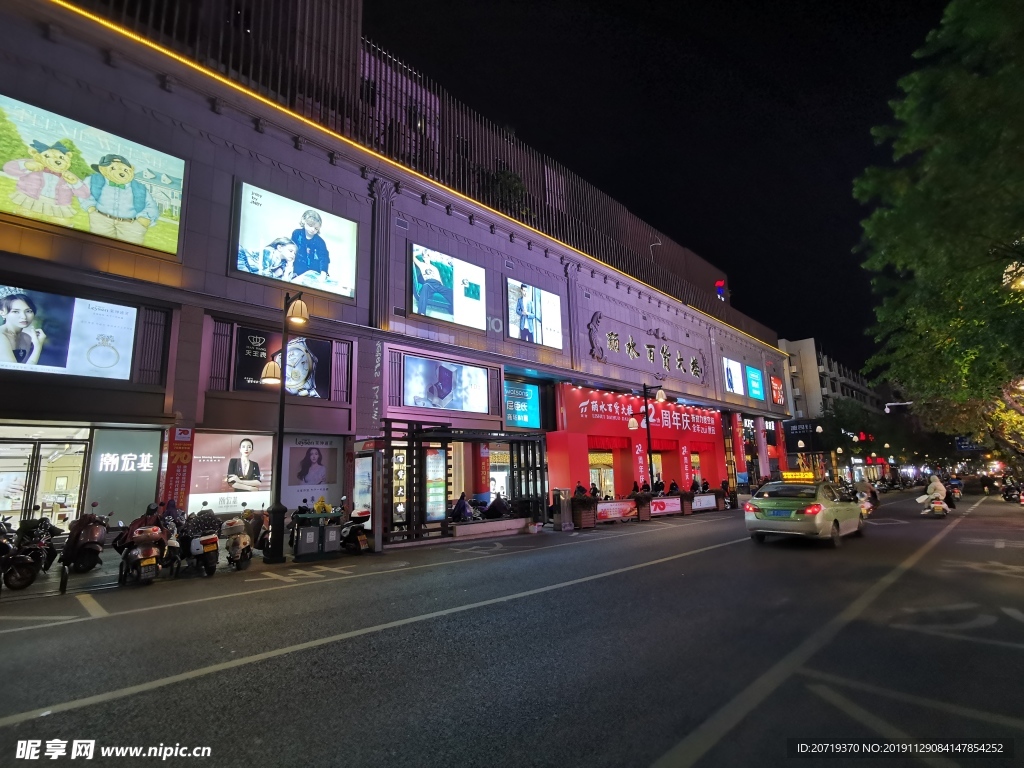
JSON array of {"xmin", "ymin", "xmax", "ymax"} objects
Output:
[
  {"xmin": 323, "ymin": 524, "xmax": 342, "ymax": 552},
  {"xmin": 294, "ymin": 525, "xmax": 319, "ymax": 557},
  {"xmin": 293, "ymin": 511, "xmax": 345, "ymax": 558}
]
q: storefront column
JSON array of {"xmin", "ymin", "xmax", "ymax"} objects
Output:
[
  {"xmin": 165, "ymin": 304, "xmax": 206, "ymax": 427},
  {"xmin": 368, "ymin": 177, "xmax": 398, "ymax": 332},
  {"xmin": 775, "ymin": 421, "xmax": 789, "ymax": 471},
  {"xmin": 730, "ymin": 413, "xmax": 747, "ymax": 479},
  {"xmin": 754, "ymin": 416, "xmax": 771, "ymax": 480}
]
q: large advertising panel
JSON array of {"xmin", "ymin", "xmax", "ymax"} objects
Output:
[
  {"xmin": 403, "ymin": 354, "xmax": 488, "ymax": 413},
  {"xmin": 236, "ymin": 182, "xmax": 358, "ymax": 298},
  {"xmin": 0, "ymin": 94, "xmax": 184, "ymax": 254},
  {"xmin": 722, "ymin": 357, "xmax": 744, "ymax": 396},
  {"xmin": 282, "ymin": 434, "xmax": 342, "ymax": 510},
  {"xmin": 770, "ymin": 375, "xmax": 786, "ymax": 406},
  {"xmin": 425, "ymin": 448, "xmax": 447, "ymax": 522},
  {"xmin": 188, "ymin": 433, "xmax": 272, "ymax": 515},
  {"xmin": 504, "ymin": 381, "xmax": 541, "ymax": 428},
  {"xmin": 353, "ymin": 455, "xmax": 373, "ymax": 521},
  {"xmin": 0, "ymin": 285, "xmax": 136, "ymax": 379},
  {"xmin": 410, "ymin": 244, "xmax": 486, "ymax": 330},
  {"xmin": 506, "ymin": 278, "xmax": 562, "ymax": 349},
  {"xmin": 233, "ymin": 326, "xmax": 332, "ymax": 399},
  {"xmin": 745, "ymin": 366, "xmax": 765, "ymax": 400},
  {"xmin": 89, "ymin": 429, "xmax": 162, "ymax": 515}
]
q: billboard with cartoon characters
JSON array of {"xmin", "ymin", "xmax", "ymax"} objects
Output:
[{"xmin": 0, "ymin": 94, "xmax": 184, "ymax": 255}]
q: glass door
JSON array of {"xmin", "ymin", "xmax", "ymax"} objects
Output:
[
  {"xmin": 32, "ymin": 442, "xmax": 88, "ymax": 525},
  {"xmin": 0, "ymin": 443, "xmax": 32, "ymax": 524}
]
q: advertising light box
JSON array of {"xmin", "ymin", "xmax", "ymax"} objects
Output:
[
  {"xmin": 281, "ymin": 434, "xmax": 342, "ymax": 510},
  {"xmin": 89, "ymin": 429, "xmax": 162, "ymax": 514},
  {"xmin": 722, "ymin": 357, "xmax": 744, "ymax": 395},
  {"xmin": 0, "ymin": 94, "xmax": 185, "ymax": 255},
  {"xmin": 504, "ymin": 381, "xmax": 541, "ymax": 428},
  {"xmin": 403, "ymin": 354, "xmax": 488, "ymax": 413},
  {"xmin": 770, "ymin": 375, "xmax": 786, "ymax": 406},
  {"xmin": 188, "ymin": 432, "xmax": 272, "ymax": 515},
  {"xmin": 233, "ymin": 326, "xmax": 332, "ymax": 399},
  {"xmin": 236, "ymin": 183, "xmax": 358, "ymax": 298},
  {"xmin": 745, "ymin": 366, "xmax": 765, "ymax": 400},
  {"xmin": 506, "ymin": 279, "xmax": 562, "ymax": 349},
  {"xmin": 410, "ymin": 244, "xmax": 486, "ymax": 330},
  {"xmin": 0, "ymin": 285, "xmax": 136, "ymax": 379}
]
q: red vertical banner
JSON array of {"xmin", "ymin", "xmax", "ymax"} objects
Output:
[
  {"xmin": 731, "ymin": 413, "xmax": 747, "ymax": 475},
  {"xmin": 160, "ymin": 427, "xmax": 195, "ymax": 510},
  {"xmin": 633, "ymin": 438, "xmax": 648, "ymax": 487},
  {"xmin": 681, "ymin": 445, "xmax": 693, "ymax": 490},
  {"xmin": 775, "ymin": 421, "xmax": 788, "ymax": 471},
  {"xmin": 471, "ymin": 444, "xmax": 490, "ymax": 498}
]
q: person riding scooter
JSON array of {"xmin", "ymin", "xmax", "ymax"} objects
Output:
[
  {"xmin": 854, "ymin": 478, "xmax": 878, "ymax": 514},
  {"xmin": 921, "ymin": 474, "xmax": 949, "ymax": 515}
]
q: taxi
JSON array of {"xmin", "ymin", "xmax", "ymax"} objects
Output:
[{"xmin": 744, "ymin": 480, "xmax": 865, "ymax": 547}]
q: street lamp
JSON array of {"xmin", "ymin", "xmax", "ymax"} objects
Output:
[
  {"xmin": 884, "ymin": 401, "xmax": 913, "ymax": 414},
  {"xmin": 627, "ymin": 384, "xmax": 666, "ymax": 490},
  {"xmin": 259, "ymin": 291, "xmax": 309, "ymax": 564}
]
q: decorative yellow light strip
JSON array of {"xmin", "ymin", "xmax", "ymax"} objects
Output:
[{"xmin": 48, "ymin": 0, "xmax": 784, "ymax": 356}]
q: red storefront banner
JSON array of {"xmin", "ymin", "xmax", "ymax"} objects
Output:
[
  {"xmin": 562, "ymin": 385, "xmax": 721, "ymax": 439},
  {"xmin": 160, "ymin": 427, "xmax": 195, "ymax": 510},
  {"xmin": 649, "ymin": 496, "xmax": 682, "ymax": 516},
  {"xmin": 596, "ymin": 499, "xmax": 637, "ymax": 520}
]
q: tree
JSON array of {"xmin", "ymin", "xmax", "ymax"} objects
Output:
[
  {"xmin": 854, "ymin": 0, "xmax": 1024, "ymax": 456},
  {"xmin": 0, "ymin": 106, "xmax": 29, "ymax": 164}
]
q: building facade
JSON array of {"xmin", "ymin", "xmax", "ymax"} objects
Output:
[
  {"xmin": 0, "ymin": 0, "xmax": 789, "ymax": 545},
  {"xmin": 779, "ymin": 338, "xmax": 884, "ymax": 420}
]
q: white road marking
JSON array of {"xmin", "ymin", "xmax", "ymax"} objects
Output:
[
  {"xmin": 806, "ymin": 684, "xmax": 959, "ymax": 768},
  {"xmin": 0, "ymin": 536, "xmax": 749, "ymax": 728},
  {"xmin": 891, "ymin": 615, "xmax": 997, "ymax": 631},
  {"xmin": 889, "ymin": 624, "xmax": 1024, "ymax": 651},
  {"xmin": 799, "ymin": 668, "xmax": 1024, "ymax": 731},
  {"xmin": 958, "ymin": 537, "xmax": 1024, "ymax": 549},
  {"xmin": 0, "ymin": 615, "xmax": 78, "ymax": 621},
  {"xmin": 866, "ymin": 518, "xmax": 908, "ymax": 526},
  {"xmin": 901, "ymin": 602, "xmax": 978, "ymax": 613},
  {"xmin": 1002, "ymin": 607, "xmax": 1024, "ymax": 624},
  {"xmin": 650, "ymin": 498, "xmax": 979, "ymax": 768},
  {"xmin": 0, "ymin": 513, "xmax": 733, "ymax": 636},
  {"xmin": 75, "ymin": 594, "xmax": 108, "ymax": 618}
]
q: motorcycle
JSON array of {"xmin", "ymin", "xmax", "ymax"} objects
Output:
[
  {"xmin": 59, "ymin": 501, "xmax": 109, "ymax": 574},
  {"xmin": 920, "ymin": 496, "xmax": 949, "ymax": 517},
  {"xmin": 0, "ymin": 517, "xmax": 37, "ymax": 591},
  {"xmin": 856, "ymin": 492, "xmax": 875, "ymax": 517},
  {"xmin": 334, "ymin": 496, "xmax": 369, "ymax": 554},
  {"xmin": 15, "ymin": 516, "xmax": 63, "ymax": 574},
  {"xmin": 118, "ymin": 524, "xmax": 166, "ymax": 586},
  {"xmin": 180, "ymin": 503, "xmax": 222, "ymax": 576},
  {"xmin": 223, "ymin": 511, "xmax": 252, "ymax": 571},
  {"xmin": 161, "ymin": 519, "xmax": 183, "ymax": 578},
  {"xmin": 946, "ymin": 485, "xmax": 962, "ymax": 502},
  {"xmin": 1003, "ymin": 484, "xmax": 1021, "ymax": 503}
]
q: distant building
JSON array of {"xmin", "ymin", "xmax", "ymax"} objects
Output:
[{"xmin": 779, "ymin": 338, "xmax": 884, "ymax": 418}]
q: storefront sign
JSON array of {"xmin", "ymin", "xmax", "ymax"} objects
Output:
[
  {"xmin": 234, "ymin": 327, "xmax": 333, "ymax": 399},
  {"xmin": 0, "ymin": 285, "xmax": 137, "ymax": 379},
  {"xmin": 0, "ymin": 93, "xmax": 185, "ymax": 255},
  {"xmin": 596, "ymin": 499, "xmax": 637, "ymax": 521},
  {"xmin": 504, "ymin": 381, "xmax": 541, "ymax": 428},
  {"xmin": 506, "ymin": 278, "xmax": 562, "ymax": 349},
  {"xmin": 770, "ymin": 376, "xmax": 786, "ymax": 406},
  {"xmin": 692, "ymin": 493, "xmax": 717, "ymax": 511},
  {"xmin": 745, "ymin": 366, "xmax": 765, "ymax": 400},
  {"xmin": 587, "ymin": 311, "xmax": 708, "ymax": 385},
  {"xmin": 235, "ymin": 182, "xmax": 357, "ymax": 298},
  {"xmin": 282, "ymin": 435, "xmax": 342, "ymax": 510},
  {"xmin": 425, "ymin": 448, "xmax": 447, "ymax": 522},
  {"xmin": 723, "ymin": 358, "xmax": 744, "ymax": 395},
  {"xmin": 649, "ymin": 496, "xmax": 682, "ymax": 516},
  {"xmin": 781, "ymin": 471, "xmax": 815, "ymax": 482},
  {"xmin": 403, "ymin": 354, "xmax": 488, "ymax": 413},
  {"xmin": 89, "ymin": 429, "xmax": 161, "ymax": 514},
  {"xmin": 188, "ymin": 432, "xmax": 272, "ymax": 515},
  {"xmin": 411, "ymin": 244, "xmax": 486, "ymax": 330},
  {"xmin": 160, "ymin": 428, "xmax": 194, "ymax": 510},
  {"xmin": 563, "ymin": 385, "xmax": 720, "ymax": 438}
]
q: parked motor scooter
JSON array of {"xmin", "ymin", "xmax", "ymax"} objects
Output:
[
  {"xmin": 0, "ymin": 517, "xmax": 37, "ymax": 591},
  {"xmin": 335, "ymin": 496, "xmax": 368, "ymax": 554},
  {"xmin": 118, "ymin": 524, "xmax": 165, "ymax": 585},
  {"xmin": 224, "ymin": 503, "xmax": 252, "ymax": 570},
  {"xmin": 59, "ymin": 501, "xmax": 109, "ymax": 574},
  {"xmin": 15, "ymin": 514, "xmax": 63, "ymax": 574},
  {"xmin": 180, "ymin": 502, "xmax": 222, "ymax": 576}
]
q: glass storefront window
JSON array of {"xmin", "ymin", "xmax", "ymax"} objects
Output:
[
  {"xmin": 0, "ymin": 443, "xmax": 30, "ymax": 519},
  {"xmin": 588, "ymin": 451, "xmax": 614, "ymax": 498}
]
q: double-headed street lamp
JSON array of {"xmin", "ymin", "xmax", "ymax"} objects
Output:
[
  {"xmin": 259, "ymin": 291, "xmax": 309, "ymax": 564},
  {"xmin": 627, "ymin": 383, "xmax": 666, "ymax": 490}
]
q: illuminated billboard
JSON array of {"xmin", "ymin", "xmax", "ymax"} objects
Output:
[
  {"xmin": 506, "ymin": 279, "xmax": 562, "ymax": 349},
  {"xmin": 236, "ymin": 182, "xmax": 358, "ymax": 298},
  {"xmin": 0, "ymin": 94, "xmax": 184, "ymax": 254},
  {"xmin": 722, "ymin": 357, "xmax": 744, "ymax": 396},
  {"xmin": 770, "ymin": 376, "xmax": 786, "ymax": 406},
  {"xmin": 410, "ymin": 244, "xmax": 486, "ymax": 330},
  {"xmin": 0, "ymin": 285, "xmax": 136, "ymax": 380},
  {"xmin": 403, "ymin": 354, "xmax": 488, "ymax": 413},
  {"xmin": 745, "ymin": 366, "xmax": 765, "ymax": 400}
]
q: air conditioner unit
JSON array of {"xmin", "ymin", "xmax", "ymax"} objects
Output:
[
  {"xmin": 817, "ymin": 365, "xmax": 825, "ymax": 373},
  {"xmin": 792, "ymin": 388, "xmax": 801, "ymax": 397},
  {"xmin": 821, "ymin": 387, "xmax": 829, "ymax": 395}
]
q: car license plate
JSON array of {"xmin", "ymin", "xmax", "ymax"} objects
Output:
[
  {"xmin": 203, "ymin": 543, "xmax": 218, "ymax": 553},
  {"xmin": 356, "ymin": 534, "xmax": 368, "ymax": 550},
  {"xmin": 140, "ymin": 557, "xmax": 157, "ymax": 566},
  {"xmin": 768, "ymin": 509, "xmax": 792, "ymax": 517}
]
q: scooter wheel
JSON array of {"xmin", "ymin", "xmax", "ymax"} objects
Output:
[
  {"xmin": 238, "ymin": 557, "xmax": 251, "ymax": 570},
  {"xmin": 204, "ymin": 564, "xmax": 217, "ymax": 577},
  {"xmin": 59, "ymin": 565, "xmax": 69, "ymax": 593},
  {"xmin": 117, "ymin": 562, "xmax": 127, "ymax": 585},
  {"xmin": 3, "ymin": 564, "xmax": 37, "ymax": 590}
]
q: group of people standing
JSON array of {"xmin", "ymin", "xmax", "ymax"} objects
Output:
[{"xmin": 572, "ymin": 476, "xmax": 727, "ymax": 499}]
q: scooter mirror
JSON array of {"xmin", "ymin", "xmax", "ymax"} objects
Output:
[{"xmin": 91, "ymin": 501, "xmax": 99, "ymax": 508}]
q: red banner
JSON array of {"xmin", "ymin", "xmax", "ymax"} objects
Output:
[
  {"xmin": 160, "ymin": 427, "xmax": 194, "ymax": 510},
  {"xmin": 596, "ymin": 499, "xmax": 637, "ymax": 520},
  {"xmin": 562, "ymin": 385, "xmax": 721, "ymax": 439},
  {"xmin": 649, "ymin": 496, "xmax": 682, "ymax": 516}
]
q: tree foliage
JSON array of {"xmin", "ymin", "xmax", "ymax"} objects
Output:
[{"xmin": 855, "ymin": 0, "xmax": 1024, "ymax": 455}]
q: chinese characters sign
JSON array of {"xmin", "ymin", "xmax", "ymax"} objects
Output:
[
  {"xmin": 89, "ymin": 429, "xmax": 162, "ymax": 514},
  {"xmin": 587, "ymin": 312, "xmax": 708, "ymax": 386},
  {"xmin": 160, "ymin": 428, "xmax": 194, "ymax": 510},
  {"xmin": 504, "ymin": 381, "xmax": 541, "ymax": 428},
  {"xmin": 562, "ymin": 384, "xmax": 721, "ymax": 439}
]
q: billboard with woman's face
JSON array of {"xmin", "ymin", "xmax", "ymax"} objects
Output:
[
  {"xmin": 410, "ymin": 244, "xmax": 486, "ymax": 330},
  {"xmin": 236, "ymin": 183, "xmax": 358, "ymax": 298},
  {"xmin": 0, "ymin": 285, "xmax": 136, "ymax": 380},
  {"xmin": 0, "ymin": 94, "xmax": 185, "ymax": 254},
  {"xmin": 188, "ymin": 433, "xmax": 272, "ymax": 515}
]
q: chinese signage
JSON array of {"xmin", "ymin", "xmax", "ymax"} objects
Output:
[
  {"xmin": 781, "ymin": 471, "xmax": 815, "ymax": 482},
  {"xmin": 745, "ymin": 366, "xmax": 765, "ymax": 400},
  {"xmin": 89, "ymin": 429, "xmax": 161, "ymax": 515},
  {"xmin": 770, "ymin": 375, "xmax": 786, "ymax": 406},
  {"xmin": 425, "ymin": 448, "xmax": 447, "ymax": 522},
  {"xmin": 159, "ymin": 427, "xmax": 194, "ymax": 510},
  {"xmin": 0, "ymin": 94, "xmax": 185, "ymax": 255},
  {"xmin": 234, "ymin": 326, "xmax": 333, "ymax": 399},
  {"xmin": 504, "ymin": 381, "xmax": 541, "ymax": 428},
  {"xmin": 236, "ymin": 182, "xmax": 357, "ymax": 298},
  {"xmin": 586, "ymin": 311, "xmax": 708, "ymax": 386},
  {"xmin": 596, "ymin": 499, "xmax": 637, "ymax": 521},
  {"xmin": 562, "ymin": 384, "xmax": 721, "ymax": 440},
  {"xmin": 692, "ymin": 493, "xmax": 717, "ymax": 511},
  {"xmin": 649, "ymin": 496, "xmax": 682, "ymax": 516}
]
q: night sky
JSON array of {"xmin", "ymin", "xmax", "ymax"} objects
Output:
[{"xmin": 363, "ymin": 0, "xmax": 948, "ymax": 370}]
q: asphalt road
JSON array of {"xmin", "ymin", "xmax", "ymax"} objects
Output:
[{"xmin": 0, "ymin": 493, "xmax": 1022, "ymax": 767}]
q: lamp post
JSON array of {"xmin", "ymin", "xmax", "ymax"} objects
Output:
[
  {"xmin": 627, "ymin": 383, "xmax": 666, "ymax": 489},
  {"xmin": 259, "ymin": 291, "xmax": 309, "ymax": 564}
]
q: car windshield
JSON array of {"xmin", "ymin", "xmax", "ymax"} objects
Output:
[{"xmin": 754, "ymin": 484, "xmax": 817, "ymax": 499}]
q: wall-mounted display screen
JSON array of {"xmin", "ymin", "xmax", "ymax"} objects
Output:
[
  {"xmin": 410, "ymin": 244, "xmax": 486, "ymax": 330},
  {"xmin": 504, "ymin": 381, "xmax": 541, "ymax": 428},
  {"xmin": 403, "ymin": 354, "xmax": 488, "ymax": 413},
  {"xmin": 0, "ymin": 285, "xmax": 136, "ymax": 379},
  {"xmin": 282, "ymin": 434, "xmax": 342, "ymax": 510},
  {"xmin": 722, "ymin": 357, "xmax": 744, "ymax": 396},
  {"xmin": 506, "ymin": 279, "xmax": 562, "ymax": 349},
  {"xmin": 236, "ymin": 182, "xmax": 358, "ymax": 298},
  {"xmin": 233, "ymin": 326, "xmax": 332, "ymax": 399},
  {"xmin": 745, "ymin": 366, "xmax": 765, "ymax": 400},
  {"xmin": 188, "ymin": 432, "xmax": 272, "ymax": 515},
  {"xmin": 0, "ymin": 94, "xmax": 185, "ymax": 255},
  {"xmin": 770, "ymin": 376, "xmax": 786, "ymax": 406}
]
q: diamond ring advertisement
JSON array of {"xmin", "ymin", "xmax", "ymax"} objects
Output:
[{"xmin": 86, "ymin": 334, "xmax": 119, "ymax": 368}]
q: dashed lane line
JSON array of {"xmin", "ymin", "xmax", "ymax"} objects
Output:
[
  {"xmin": 75, "ymin": 594, "xmax": 108, "ymax": 618},
  {"xmin": 0, "ymin": 535, "xmax": 749, "ymax": 729}
]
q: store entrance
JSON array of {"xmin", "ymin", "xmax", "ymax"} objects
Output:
[{"xmin": 0, "ymin": 436, "xmax": 89, "ymax": 524}]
